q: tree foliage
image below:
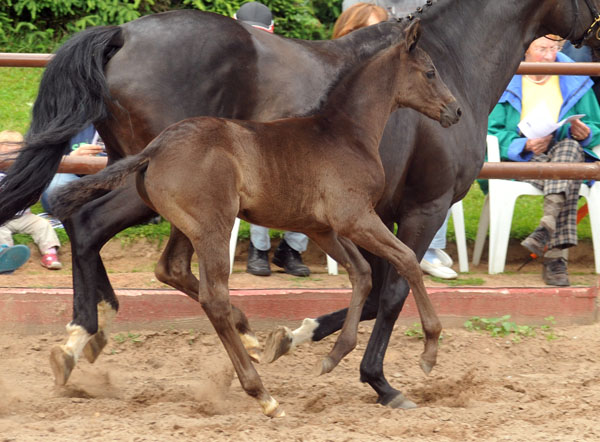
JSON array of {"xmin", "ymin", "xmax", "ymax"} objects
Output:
[{"xmin": 0, "ymin": 0, "xmax": 342, "ymax": 52}]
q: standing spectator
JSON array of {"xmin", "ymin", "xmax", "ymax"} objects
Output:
[
  {"xmin": 488, "ymin": 35, "xmax": 600, "ymax": 286},
  {"xmin": 0, "ymin": 130, "xmax": 62, "ymax": 270},
  {"xmin": 235, "ymin": 2, "xmax": 311, "ymax": 278}
]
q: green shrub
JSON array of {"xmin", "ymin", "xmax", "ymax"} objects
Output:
[{"xmin": 0, "ymin": 0, "xmax": 342, "ymax": 52}]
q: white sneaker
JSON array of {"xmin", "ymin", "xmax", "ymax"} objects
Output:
[
  {"xmin": 434, "ymin": 249, "xmax": 453, "ymax": 267},
  {"xmin": 420, "ymin": 258, "xmax": 458, "ymax": 279}
]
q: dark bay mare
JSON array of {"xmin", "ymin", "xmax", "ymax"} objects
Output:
[
  {"xmin": 2, "ymin": 0, "xmax": 600, "ymax": 410},
  {"xmin": 49, "ymin": 20, "xmax": 460, "ymax": 417}
]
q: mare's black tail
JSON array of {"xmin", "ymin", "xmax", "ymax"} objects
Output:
[{"xmin": 0, "ymin": 25, "xmax": 123, "ymax": 224}]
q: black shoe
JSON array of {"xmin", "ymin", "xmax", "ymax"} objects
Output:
[
  {"xmin": 521, "ymin": 226, "xmax": 551, "ymax": 257},
  {"xmin": 246, "ymin": 243, "xmax": 271, "ymax": 276},
  {"xmin": 542, "ymin": 257, "xmax": 570, "ymax": 286},
  {"xmin": 272, "ymin": 240, "xmax": 310, "ymax": 277}
]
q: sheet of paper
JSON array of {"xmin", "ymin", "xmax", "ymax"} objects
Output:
[{"xmin": 518, "ymin": 101, "xmax": 585, "ymax": 139}]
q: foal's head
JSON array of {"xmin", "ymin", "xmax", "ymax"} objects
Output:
[{"xmin": 393, "ymin": 20, "xmax": 461, "ymax": 128}]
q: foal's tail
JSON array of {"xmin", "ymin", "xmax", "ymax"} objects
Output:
[
  {"xmin": 51, "ymin": 151, "xmax": 152, "ymax": 220},
  {"xmin": 0, "ymin": 25, "xmax": 123, "ymax": 225}
]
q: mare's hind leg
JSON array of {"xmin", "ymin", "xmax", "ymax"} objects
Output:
[
  {"xmin": 265, "ymin": 231, "xmax": 372, "ymax": 375},
  {"xmin": 50, "ymin": 186, "xmax": 154, "ymax": 385},
  {"xmin": 155, "ymin": 225, "xmax": 261, "ymax": 362},
  {"xmin": 345, "ymin": 213, "xmax": 442, "ymax": 375}
]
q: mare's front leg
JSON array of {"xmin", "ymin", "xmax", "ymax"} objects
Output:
[
  {"xmin": 356, "ymin": 210, "xmax": 445, "ymax": 408},
  {"xmin": 155, "ymin": 226, "xmax": 261, "ymax": 362},
  {"xmin": 50, "ymin": 184, "xmax": 156, "ymax": 385}
]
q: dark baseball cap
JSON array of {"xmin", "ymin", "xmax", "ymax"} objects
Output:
[{"xmin": 234, "ymin": 2, "xmax": 274, "ymax": 33}]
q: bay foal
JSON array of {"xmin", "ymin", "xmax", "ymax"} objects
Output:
[{"xmin": 52, "ymin": 20, "xmax": 460, "ymax": 417}]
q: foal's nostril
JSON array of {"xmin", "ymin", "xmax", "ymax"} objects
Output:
[{"xmin": 456, "ymin": 107, "xmax": 462, "ymax": 117}]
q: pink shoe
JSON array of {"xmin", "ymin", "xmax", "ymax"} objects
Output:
[{"xmin": 41, "ymin": 253, "xmax": 62, "ymax": 270}]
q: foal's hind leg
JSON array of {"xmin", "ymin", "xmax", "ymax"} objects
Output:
[
  {"xmin": 345, "ymin": 214, "xmax": 442, "ymax": 375},
  {"xmin": 154, "ymin": 226, "xmax": 261, "ymax": 362},
  {"xmin": 187, "ymin": 230, "xmax": 283, "ymax": 417}
]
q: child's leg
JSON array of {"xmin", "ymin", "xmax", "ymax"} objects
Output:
[{"xmin": 13, "ymin": 212, "xmax": 60, "ymax": 254}]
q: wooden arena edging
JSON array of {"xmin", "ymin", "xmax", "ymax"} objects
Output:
[{"xmin": 0, "ymin": 286, "xmax": 597, "ymax": 332}]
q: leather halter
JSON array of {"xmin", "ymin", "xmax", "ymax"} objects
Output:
[{"xmin": 567, "ymin": 0, "xmax": 600, "ymax": 47}]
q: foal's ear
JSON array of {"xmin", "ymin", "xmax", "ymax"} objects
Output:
[{"xmin": 405, "ymin": 19, "xmax": 421, "ymax": 52}]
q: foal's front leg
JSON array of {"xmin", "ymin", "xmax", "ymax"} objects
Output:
[
  {"xmin": 348, "ymin": 214, "xmax": 442, "ymax": 375},
  {"xmin": 265, "ymin": 231, "xmax": 372, "ymax": 375},
  {"xmin": 155, "ymin": 226, "xmax": 261, "ymax": 362}
]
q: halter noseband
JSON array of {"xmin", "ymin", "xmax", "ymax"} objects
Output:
[{"xmin": 568, "ymin": 0, "xmax": 600, "ymax": 47}]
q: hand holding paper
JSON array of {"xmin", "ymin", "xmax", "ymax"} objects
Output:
[{"xmin": 518, "ymin": 102, "xmax": 585, "ymax": 139}]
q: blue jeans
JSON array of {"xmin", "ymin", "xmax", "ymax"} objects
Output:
[
  {"xmin": 41, "ymin": 173, "xmax": 81, "ymax": 214},
  {"xmin": 423, "ymin": 210, "xmax": 450, "ymax": 262},
  {"xmin": 250, "ymin": 224, "xmax": 308, "ymax": 253}
]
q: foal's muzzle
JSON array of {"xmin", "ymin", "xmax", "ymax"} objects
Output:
[{"xmin": 439, "ymin": 101, "xmax": 462, "ymax": 128}]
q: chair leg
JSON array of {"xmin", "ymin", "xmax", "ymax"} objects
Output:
[
  {"xmin": 584, "ymin": 184, "xmax": 600, "ymax": 274},
  {"xmin": 472, "ymin": 195, "xmax": 489, "ymax": 266},
  {"xmin": 451, "ymin": 201, "xmax": 469, "ymax": 272},
  {"xmin": 489, "ymin": 193, "xmax": 518, "ymax": 274},
  {"xmin": 229, "ymin": 217, "xmax": 241, "ymax": 275},
  {"xmin": 326, "ymin": 254, "xmax": 339, "ymax": 275}
]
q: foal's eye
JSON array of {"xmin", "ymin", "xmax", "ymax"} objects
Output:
[{"xmin": 426, "ymin": 70, "xmax": 435, "ymax": 79}]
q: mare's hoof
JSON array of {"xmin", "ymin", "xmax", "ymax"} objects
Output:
[
  {"xmin": 385, "ymin": 393, "xmax": 417, "ymax": 410},
  {"xmin": 49, "ymin": 346, "xmax": 75, "ymax": 386},
  {"xmin": 419, "ymin": 356, "xmax": 436, "ymax": 375},
  {"xmin": 239, "ymin": 332, "xmax": 262, "ymax": 363},
  {"xmin": 263, "ymin": 326, "xmax": 293, "ymax": 363},
  {"xmin": 83, "ymin": 331, "xmax": 108, "ymax": 363},
  {"xmin": 315, "ymin": 356, "xmax": 337, "ymax": 376}
]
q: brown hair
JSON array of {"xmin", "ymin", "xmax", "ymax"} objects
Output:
[{"xmin": 332, "ymin": 3, "xmax": 389, "ymax": 39}]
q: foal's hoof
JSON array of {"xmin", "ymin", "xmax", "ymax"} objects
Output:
[
  {"xmin": 384, "ymin": 393, "xmax": 418, "ymax": 410},
  {"xmin": 419, "ymin": 356, "xmax": 436, "ymax": 375},
  {"xmin": 315, "ymin": 356, "xmax": 337, "ymax": 376},
  {"xmin": 261, "ymin": 397, "xmax": 286, "ymax": 418},
  {"xmin": 83, "ymin": 331, "xmax": 108, "ymax": 363},
  {"xmin": 49, "ymin": 346, "xmax": 75, "ymax": 386},
  {"xmin": 263, "ymin": 326, "xmax": 293, "ymax": 363},
  {"xmin": 239, "ymin": 332, "xmax": 262, "ymax": 363}
]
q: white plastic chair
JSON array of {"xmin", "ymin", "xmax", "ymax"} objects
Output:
[
  {"xmin": 472, "ymin": 134, "xmax": 600, "ymax": 274},
  {"xmin": 228, "ymin": 219, "xmax": 338, "ymax": 275},
  {"xmin": 451, "ymin": 201, "xmax": 469, "ymax": 273},
  {"xmin": 229, "ymin": 204, "xmax": 469, "ymax": 274}
]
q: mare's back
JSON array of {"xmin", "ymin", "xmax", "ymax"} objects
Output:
[{"xmin": 108, "ymin": 10, "xmax": 344, "ymax": 125}]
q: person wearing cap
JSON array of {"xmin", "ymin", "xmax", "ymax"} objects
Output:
[
  {"xmin": 0, "ymin": 130, "xmax": 62, "ymax": 271},
  {"xmin": 234, "ymin": 2, "xmax": 311, "ymax": 278}
]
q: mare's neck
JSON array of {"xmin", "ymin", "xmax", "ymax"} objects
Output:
[
  {"xmin": 418, "ymin": 0, "xmax": 564, "ymax": 116},
  {"xmin": 292, "ymin": 21, "xmax": 407, "ymax": 115},
  {"xmin": 319, "ymin": 46, "xmax": 401, "ymax": 152}
]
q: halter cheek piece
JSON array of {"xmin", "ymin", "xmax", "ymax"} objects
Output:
[{"xmin": 568, "ymin": 0, "xmax": 600, "ymax": 47}]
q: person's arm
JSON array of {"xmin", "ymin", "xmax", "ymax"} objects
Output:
[{"xmin": 562, "ymin": 89, "xmax": 600, "ymax": 147}]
